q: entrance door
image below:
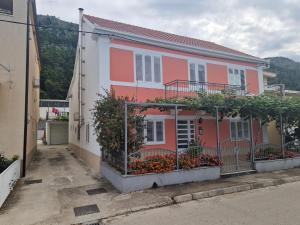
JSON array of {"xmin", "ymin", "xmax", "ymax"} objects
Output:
[{"xmin": 177, "ymin": 120, "xmax": 195, "ymax": 150}]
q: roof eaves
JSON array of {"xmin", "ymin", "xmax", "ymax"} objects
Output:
[{"xmin": 90, "ymin": 24, "xmax": 267, "ymax": 65}]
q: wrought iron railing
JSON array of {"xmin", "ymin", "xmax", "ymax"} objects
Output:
[{"xmin": 164, "ymin": 80, "xmax": 246, "ymax": 99}]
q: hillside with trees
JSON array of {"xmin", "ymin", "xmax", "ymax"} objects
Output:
[
  {"xmin": 266, "ymin": 57, "xmax": 300, "ymax": 91},
  {"xmin": 37, "ymin": 15, "xmax": 78, "ymax": 99}
]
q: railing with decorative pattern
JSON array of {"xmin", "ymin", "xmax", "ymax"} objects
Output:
[{"xmin": 164, "ymin": 80, "xmax": 246, "ymax": 99}]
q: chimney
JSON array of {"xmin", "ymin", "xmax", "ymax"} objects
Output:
[{"xmin": 78, "ymin": 8, "xmax": 84, "ymax": 31}]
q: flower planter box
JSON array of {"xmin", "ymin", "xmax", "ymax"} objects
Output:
[
  {"xmin": 0, "ymin": 160, "xmax": 20, "ymax": 208},
  {"xmin": 254, "ymin": 157, "xmax": 300, "ymax": 173},
  {"xmin": 101, "ymin": 162, "xmax": 220, "ymax": 193}
]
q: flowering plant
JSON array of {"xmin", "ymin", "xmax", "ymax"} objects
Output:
[{"xmin": 128, "ymin": 153, "xmax": 221, "ymax": 175}]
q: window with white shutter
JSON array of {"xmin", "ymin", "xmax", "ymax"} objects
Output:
[
  {"xmin": 135, "ymin": 53, "xmax": 162, "ymax": 84},
  {"xmin": 230, "ymin": 119, "xmax": 250, "ymax": 140},
  {"xmin": 145, "ymin": 120, "xmax": 165, "ymax": 144},
  {"xmin": 228, "ymin": 67, "xmax": 246, "ymax": 90},
  {"xmin": 189, "ymin": 63, "xmax": 206, "ymax": 82}
]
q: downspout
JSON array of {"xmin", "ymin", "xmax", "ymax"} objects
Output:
[
  {"xmin": 78, "ymin": 8, "xmax": 83, "ymax": 128},
  {"xmin": 22, "ymin": 0, "xmax": 31, "ymax": 177}
]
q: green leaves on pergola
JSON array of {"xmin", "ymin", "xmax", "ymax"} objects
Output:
[{"xmin": 153, "ymin": 93, "xmax": 300, "ymax": 126}]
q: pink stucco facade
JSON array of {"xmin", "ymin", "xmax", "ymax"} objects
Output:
[{"xmin": 108, "ymin": 37, "xmax": 263, "ymax": 150}]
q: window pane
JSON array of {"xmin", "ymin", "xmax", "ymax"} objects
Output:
[
  {"xmin": 190, "ymin": 63, "xmax": 196, "ymax": 81},
  {"xmin": 229, "ymin": 68, "xmax": 235, "ymax": 86},
  {"xmin": 237, "ymin": 122, "xmax": 243, "ymax": 139},
  {"xmin": 231, "ymin": 122, "xmax": 236, "ymax": 139},
  {"xmin": 156, "ymin": 121, "xmax": 164, "ymax": 142},
  {"xmin": 198, "ymin": 65, "xmax": 205, "ymax": 82},
  {"xmin": 154, "ymin": 56, "xmax": 161, "ymax": 83},
  {"xmin": 240, "ymin": 70, "xmax": 246, "ymax": 90},
  {"xmin": 0, "ymin": 0, "xmax": 13, "ymax": 14},
  {"xmin": 145, "ymin": 55, "xmax": 152, "ymax": 82},
  {"xmin": 146, "ymin": 121, "xmax": 154, "ymax": 142},
  {"xmin": 135, "ymin": 54, "xmax": 143, "ymax": 81},
  {"xmin": 243, "ymin": 121, "xmax": 249, "ymax": 138}
]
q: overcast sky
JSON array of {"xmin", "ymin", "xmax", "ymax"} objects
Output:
[{"xmin": 37, "ymin": 0, "xmax": 300, "ymax": 61}]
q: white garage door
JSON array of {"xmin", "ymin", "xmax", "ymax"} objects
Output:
[{"xmin": 50, "ymin": 123, "xmax": 68, "ymax": 145}]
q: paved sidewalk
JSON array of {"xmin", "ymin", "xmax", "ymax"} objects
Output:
[
  {"xmin": 2, "ymin": 145, "xmax": 300, "ymax": 225},
  {"xmin": 103, "ymin": 181, "xmax": 300, "ymax": 225}
]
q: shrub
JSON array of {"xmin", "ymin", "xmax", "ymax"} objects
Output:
[
  {"xmin": 0, "ymin": 154, "xmax": 15, "ymax": 174},
  {"xmin": 92, "ymin": 90, "xmax": 145, "ymax": 155},
  {"xmin": 253, "ymin": 148, "xmax": 297, "ymax": 161}
]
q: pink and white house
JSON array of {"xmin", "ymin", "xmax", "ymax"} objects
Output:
[{"xmin": 68, "ymin": 9, "xmax": 268, "ymax": 175}]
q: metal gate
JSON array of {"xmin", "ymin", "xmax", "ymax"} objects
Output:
[{"xmin": 220, "ymin": 139, "xmax": 253, "ymax": 174}]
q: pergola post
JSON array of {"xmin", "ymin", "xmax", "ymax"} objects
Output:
[
  {"xmin": 249, "ymin": 114, "xmax": 255, "ymax": 163},
  {"xmin": 280, "ymin": 114, "xmax": 285, "ymax": 158},
  {"xmin": 175, "ymin": 105, "xmax": 179, "ymax": 170},
  {"xmin": 124, "ymin": 102, "xmax": 128, "ymax": 175},
  {"xmin": 215, "ymin": 107, "xmax": 221, "ymax": 160}
]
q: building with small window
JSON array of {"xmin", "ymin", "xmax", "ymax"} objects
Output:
[
  {"xmin": 0, "ymin": 0, "xmax": 40, "ymax": 175},
  {"xmin": 68, "ymin": 9, "xmax": 268, "ymax": 173},
  {"xmin": 38, "ymin": 99, "xmax": 69, "ymax": 143}
]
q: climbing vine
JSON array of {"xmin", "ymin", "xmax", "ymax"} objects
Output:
[{"xmin": 152, "ymin": 93, "xmax": 300, "ymax": 127}]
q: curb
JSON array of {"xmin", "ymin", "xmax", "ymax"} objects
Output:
[{"xmin": 173, "ymin": 176, "xmax": 300, "ymax": 204}]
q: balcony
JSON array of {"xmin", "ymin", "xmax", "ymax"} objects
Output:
[{"xmin": 164, "ymin": 80, "xmax": 245, "ymax": 99}]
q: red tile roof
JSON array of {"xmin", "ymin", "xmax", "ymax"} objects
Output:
[{"xmin": 84, "ymin": 15, "xmax": 259, "ymax": 60}]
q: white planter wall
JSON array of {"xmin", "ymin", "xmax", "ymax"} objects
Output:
[
  {"xmin": 255, "ymin": 157, "xmax": 300, "ymax": 173},
  {"xmin": 101, "ymin": 162, "xmax": 220, "ymax": 193},
  {"xmin": 0, "ymin": 160, "xmax": 20, "ymax": 208}
]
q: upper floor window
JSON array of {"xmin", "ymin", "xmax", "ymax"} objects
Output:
[
  {"xmin": 228, "ymin": 67, "xmax": 246, "ymax": 90},
  {"xmin": 135, "ymin": 53, "xmax": 162, "ymax": 83},
  {"xmin": 0, "ymin": 0, "xmax": 13, "ymax": 15},
  {"xmin": 189, "ymin": 62, "xmax": 205, "ymax": 82},
  {"xmin": 230, "ymin": 119, "xmax": 249, "ymax": 140}
]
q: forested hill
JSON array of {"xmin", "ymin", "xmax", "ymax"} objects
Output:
[
  {"xmin": 37, "ymin": 15, "xmax": 78, "ymax": 99},
  {"xmin": 265, "ymin": 57, "xmax": 300, "ymax": 91}
]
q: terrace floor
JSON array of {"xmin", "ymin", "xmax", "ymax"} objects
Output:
[{"xmin": 1, "ymin": 145, "xmax": 300, "ymax": 225}]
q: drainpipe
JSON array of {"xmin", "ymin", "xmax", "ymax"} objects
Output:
[
  {"xmin": 78, "ymin": 8, "xmax": 84, "ymax": 128},
  {"xmin": 22, "ymin": 0, "xmax": 31, "ymax": 177}
]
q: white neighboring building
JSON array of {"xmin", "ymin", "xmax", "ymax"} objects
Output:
[{"xmin": 38, "ymin": 99, "xmax": 69, "ymax": 140}]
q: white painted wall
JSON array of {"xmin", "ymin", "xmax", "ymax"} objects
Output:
[
  {"xmin": 0, "ymin": 160, "xmax": 20, "ymax": 208},
  {"xmin": 68, "ymin": 17, "xmax": 110, "ymax": 157}
]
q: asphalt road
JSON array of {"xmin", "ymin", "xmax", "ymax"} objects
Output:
[{"xmin": 103, "ymin": 181, "xmax": 300, "ymax": 225}]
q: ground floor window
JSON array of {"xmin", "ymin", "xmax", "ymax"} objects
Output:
[
  {"xmin": 177, "ymin": 120, "xmax": 195, "ymax": 149},
  {"xmin": 144, "ymin": 119, "xmax": 165, "ymax": 144},
  {"xmin": 230, "ymin": 119, "xmax": 250, "ymax": 140}
]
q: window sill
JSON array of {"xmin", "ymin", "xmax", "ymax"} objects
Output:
[
  {"xmin": 145, "ymin": 141, "xmax": 165, "ymax": 146},
  {"xmin": 230, "ymin": 138, "xmax": 250, "ymax": 142}
]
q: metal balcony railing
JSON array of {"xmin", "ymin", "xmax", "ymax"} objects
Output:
[{"xmin": 164, "ymin": 80, "xmax": 246, "ymax": 99}]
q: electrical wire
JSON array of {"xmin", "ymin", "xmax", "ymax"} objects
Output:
[{"xmin": 0, "ymin": 18, "xmax": 105, "ymax": 36}]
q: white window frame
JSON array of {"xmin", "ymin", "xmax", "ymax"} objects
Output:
[
  {"xmin": 188, "ymin": 60, "xmax": 207, "ymax": 83},
  {"xmin": 134, "ymin": 51, "xmax": 163, "ymax": 85},
  {"xmin": 144, "ymin": 119, "xmax": 165, "ymax": 145},
  {"xmin": 230, "ymin": 119, "xmax": 250, "ymax": 141},
  {"xmin": 227, "ymin": 65, "xmax": 247, "ymax": 91}
]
